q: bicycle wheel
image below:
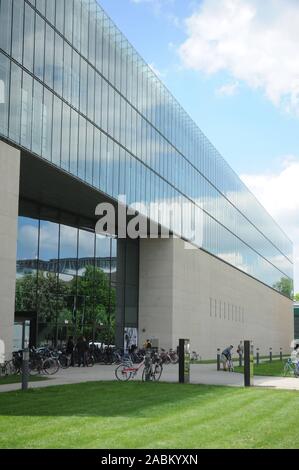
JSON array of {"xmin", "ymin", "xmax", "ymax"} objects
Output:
[
  {"xmin": 87, "ymin": 355, "xmax": 95, "ymax": 367},
  {"xmin": 29, "ymin": 360, "xmax": 41, "ymax": 375},
  {"xmin": 59, "ymin": 355, "xmax": 69, "ymax": 369},
  {"xmin": 142, "ymin": 365, "xmax": 152, "ymax": 382},
  {"xmin": 43, "ymin": 358, "xmax": 60, "ymax": 375},
  {"xmin": 5, "ymin": 360, "xmax": 16, "ymax": 376},
  {"xmin": 115, "ymin": 363, "xmax": 133, "ymax": 381},
  {"xmin": 152, "ymin": 363, "xmax": 163, "ymax": 381},
  {"xmin": 283, "ymin": 361, "xmax": 291, "ymax": 376}
]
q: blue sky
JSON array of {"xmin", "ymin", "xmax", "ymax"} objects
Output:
[{"xmin": 98, "ymin": 0, "xmax": 299, "ymax": 291}]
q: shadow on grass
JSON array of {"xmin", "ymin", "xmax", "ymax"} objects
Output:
[{"xmin": 0, "ymin": 381, "xmax": 242, "ymax": 418}]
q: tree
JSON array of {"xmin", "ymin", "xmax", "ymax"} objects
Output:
[
  {"xmin": 71, "ymin": 265, "xmax": 116, "ymax": 343},
  {"xmin": 273, "ymin": 277, "xmax": 293, "ymax": 298},
  {"xmin": 294, "ymin": 293, "xmax": 299, "ymax": 301},
  {"xmin": 15, "ymin": 272, "xmax": 71, "ymax": 322}
]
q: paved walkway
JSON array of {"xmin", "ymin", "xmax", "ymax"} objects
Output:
[{"xmin": 1, "ymin": 363, "xmax": 299, "ymax": 393}]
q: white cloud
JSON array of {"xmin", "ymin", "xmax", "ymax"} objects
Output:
[
  {"xmin": 216, "ymin": 81, "xmax": 240, "ymax": 96},
  {"xmin": 240, "ymin": 156, "xmax": 299, "ymax": 292},
  {"xmin": 179, "ymin": 0, "xmax": 299, "ymax": 114}
]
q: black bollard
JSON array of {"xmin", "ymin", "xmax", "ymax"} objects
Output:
[
  {"xmin": 256, "ymin": 348, "xmax": 259, "ymax": 366},
  {"xmin": 269, "ymin": 347, "xmax": 272, "ymax": 362},
  {"xmin": 217, "ymin": 348, "xmax": 221, "ymax": 371},
  {"xmin": 21, "ymin": 348, "xmax": 29, "ymax": 391},
  {"xmin": 280, "ymin": 348, "xmax": 283, "ymax": 361},
  {"xmin": 244, "ymin": 340, "xmax": 254, "ymax": 387}
]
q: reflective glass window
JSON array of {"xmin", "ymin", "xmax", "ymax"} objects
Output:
[
  {"xmin": 34, "ymin": 14, "xmax": 45, "ymax": 81},
  {"xmin": 0, "ymin": 0, "xmax": 12, "ymax": 54},
  {"xmin": 42, "ymin": 88, "xmax": 53, "ymax": 161},
  {"xmin": 70, "ymin": 109, "xmax": 79, "ymax": 175},
  {"xmin": 78, "ymin": 115, "xmax": 86, "ymax": 180},
  {"xmin": 21, "ymin": 71, "xmax": 33, "ymax": 149},
  {"xmin": 86, "ymin": 121, "xmax": 94, "ymax": 184},
  {"xmin": 16, "ymin": 217, "xmax": 39, "ymax": 313},
  {"xmin": 44, "ymin": 24, "xmax": 54, "ymax": 89},
  {"xmin": 0, "ymin": 53, "xmax": 10, "ymax": 137},
  {"xmin": 12, "ymin": 0, "xmax": 24, "ymax": 64},
  {"xmin": 9, "ymin": 62, "xmax": 22, "ymax": 143},
  {"xmin": 32, "ymin": 79, "xmax": 43, "ymax": 155},
  {"xmin": 61, "ymin": 103, "xmax": 71, "ymax": 171},
  {"xmin": 64, "ymin": 0, "xmax": 73, "ymax": 43},
  {"xmin": 23, "ymin": 3, "xmax": 34, "ymax": 72},
  {"xmin": 52, "ymin": 95, "xmax": 62, "ymax": 165},
  {"xmin": 54, "ymin": 33, "xmax": 64, "ymax": 97}
]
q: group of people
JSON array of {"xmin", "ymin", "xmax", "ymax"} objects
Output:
[{"xmin": 65, "ymin": 336, "xmax": 90, "ymax": 367}]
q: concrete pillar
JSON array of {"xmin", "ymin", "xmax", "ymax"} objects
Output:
[{"xmin": 0, "ymin": 141, "xmax": 20, "ymax": 360}]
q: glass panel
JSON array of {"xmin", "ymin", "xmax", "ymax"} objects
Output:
[
  {"xmin": 12, "ymin": 0, "xmax": 24, "ymax": 63},
  {"xmin": 52, "ymin": 96, "xmax": 62, "ymax": 165},
  {"xmin": 78, "ymin": 115, "xmax": 86, "ymax": 180},
  {"xmin": 0, "ymin": 0, "xmax": 12, "ymax": 54},
  {"xmin": 20, "ymin": 71, "xmax": 33, "ymax": 149},
  {"xmin": 54, "ymin": 33, "xmax": 63, "ymax": 97},
  {"xmin": 34, "ymin": 15, "xmax": 45, "ymax": 81},
  {"xmin": 38, "ymin": 220, "xmax": 59, "ymax": 326},
  {"xmin": 61, "ymin": 103, "xmax": 71, "ymax": 171},
  {"xmin": 23, "ymin": 3, "xmax": 34, "ymax": 72},
  {"xmin": 86, "ymin": 121, "xmax": 94, "ymax": 184},
  {"xmin": 42, "ymin": 88, "xmax": 53, "ymax": 161},
  {"xmin": 16, "ymin": 217, "xmax": 39, "ymax": 313},
  {"xmin": 9, "ymin": 63, "xmax": 22, "ymax": 143},
  {"xmin": 70, "ymin": 109, "xmax": 79, "ymax": 175},
  {"xmin": 0, "ymin": 53, "xmax": 10, "ymax": 137},
  {"xmin": 32, "ymin": 80, "xmax": 43, "ymax": 155},
  {"xmin": 44, "ymin": 24, "xmax": 54, "ymax": 89}
]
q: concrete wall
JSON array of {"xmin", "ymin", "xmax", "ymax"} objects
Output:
[
  {"xmin": 139, "ymin": 237, "xmax": 293, "ymax": 358},
  {"xmin": 0, "ymin": 141, "xmax": 20, "ymax": 361}
]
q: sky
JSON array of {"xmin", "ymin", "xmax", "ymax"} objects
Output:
[{"xmin": 98, "ymin": 0, "xmax": 299, "ymax": 292}]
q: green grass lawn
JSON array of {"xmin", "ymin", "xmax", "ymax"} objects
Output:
[
  {"xmin": 1, "ymin": 381, "xmax": 299, "ymax": 449},
  {"xmin": 234, "ymin": 360, "xmax": 290, "ymax": 377},
  {"xmin": 0, "ymin": 375, "xmax": 48, "ymax": 386}
]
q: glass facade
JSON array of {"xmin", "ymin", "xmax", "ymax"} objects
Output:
[
  {"xmin": 15, "ymin": 205, "xmax": 139, "ymax": 346},
  {"xmin": 0, "ymin": 0, "xmax": 293, "ymax": 293}
]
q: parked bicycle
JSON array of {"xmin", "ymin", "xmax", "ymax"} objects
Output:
[
  {"xmin": 283, "ymin": 358, "xmax": 299, "ymax": 377},
  {"xmin": 115, "ymin": 353, "xmax": 163, "ymax": 382}
]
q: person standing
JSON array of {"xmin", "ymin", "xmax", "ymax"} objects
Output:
[
  {"xmin": 66, "ymin": 336, "xmax": 75, "ymax": 367},
  {"xmin": 237, "ymin": 341, "xmax": 243, "ymax": 361},
  {"xmin": 76, "ymin": 336, "xmax": 86, "ymax": 367}
]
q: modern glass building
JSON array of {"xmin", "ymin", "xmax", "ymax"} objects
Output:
[{"xmin": 0, "ymin": 0, "xmax": 294, "ymax": 358}]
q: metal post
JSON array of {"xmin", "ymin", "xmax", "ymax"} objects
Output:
[
  {"xmin": 280, "ymin": 348, "xmax": 282, "ymax": 361},
  {"xmin": 21, "ymin": 348, "xmax": 29, "ymax": 391},
  {"xmin": 256, "ymin": 348, "xmax": 259, "ymax": 366},
  {"xmin": 179, "ymin": 339, "xmax": 190, "ymax": 383},
  {"xmin": 269, "ymin": 347, "xmax": 272, "ymax": 362},
  {"xmin": 217, "ymin": 348, "xmax": 221, "ymax": 371},
  {"xmin": 244, "ymin": 340, "xmax": 254, "ymax": 387}
]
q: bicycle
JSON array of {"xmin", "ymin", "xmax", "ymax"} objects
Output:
[
  {"xmin": 283, "ymin": 358, "xmax": 299, "ymax": 377},
  {"xmin": 29, "ymin": 350, "xmax": 59, "ymax": 375},
  {"xmin": 115, "ymin": 356, "xmax": 163, "ymax": 382},
  {"xmin": 226, "ymin": 358, "xmax": 234, "ymax": 372}
]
